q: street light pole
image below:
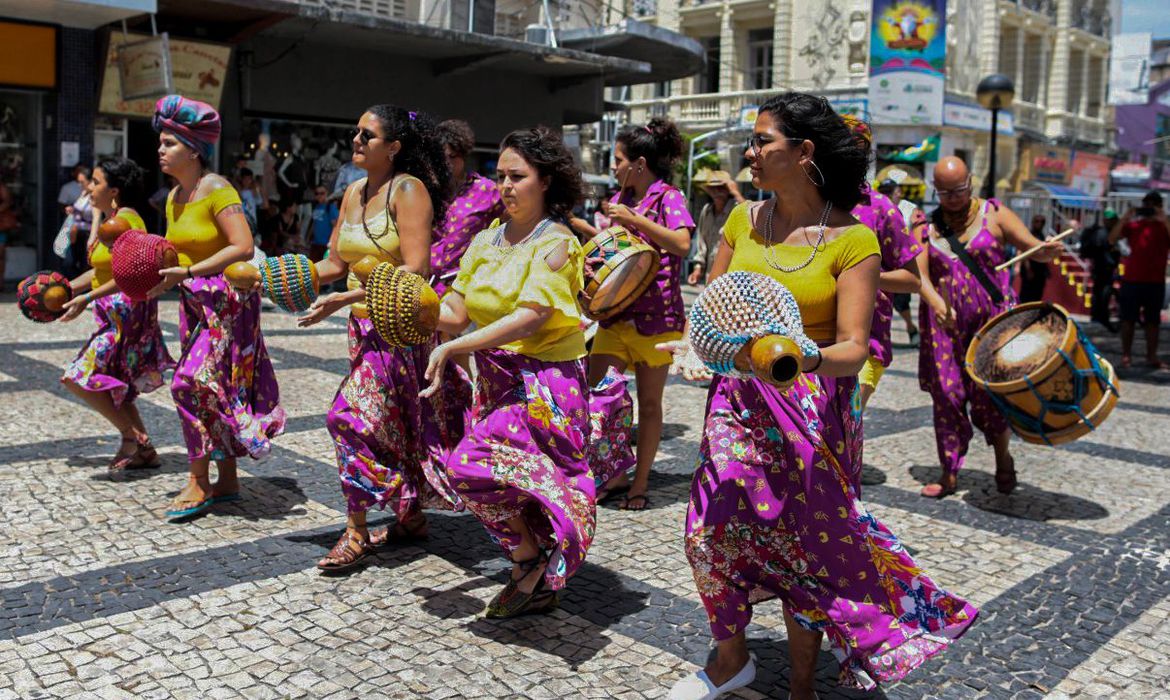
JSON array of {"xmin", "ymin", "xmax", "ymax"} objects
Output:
[{"xmin": 976, "ymin": 73, "xmax": 1015, "ymax": 200}]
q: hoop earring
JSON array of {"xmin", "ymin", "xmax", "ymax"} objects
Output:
[{"xmin": 803, "ymin": 160, "xmax": 826, "ymax": 188}]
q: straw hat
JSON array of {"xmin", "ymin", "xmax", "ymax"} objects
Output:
[{"xmin": 696, "ymin": 169, "xmax": 732, "ymax": 189}]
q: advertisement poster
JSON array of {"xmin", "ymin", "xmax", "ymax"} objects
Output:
[
  {"xmin": 868, "ymin": 0, "xmax": 947, "ymax": 126},
  {"xmin": 1108, "ymin": 33, "xmax": 1151, "ymax": 106},
  {"xmin": 116, "ymin": 33, "xmax": 173, "ymax": 101},
  {"xmin": 99, "ymin": 31, "xmax": 231, "ymax": 118},
  {"xmin": 1018, "ymin": 144, "xmax": 1071, "ymax": 186},
  {"xmin": 1069, "ymin": 152, "xmax": 1112, "ymax": 197}
]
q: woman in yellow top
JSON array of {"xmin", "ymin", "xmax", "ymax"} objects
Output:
[
  {"xmin": 145, "ymin": 95, "xmax": 285, "ymax": 522},
  {"xmin": 58, "ymin": 157, "xmax": 175, "ymax": 474},
  {"xmin": 422, "ymin": 127, "xmax": 632, "ymax": 619},
  {"xmin": 664, "ymin": 94, "xmax": 978, "ymax": 700},
  {"xmin": 294, "ymin": 105, "xmax": 471, "ymax": 574}
]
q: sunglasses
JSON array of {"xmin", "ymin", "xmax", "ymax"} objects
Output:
[
  {"xmin": 352, "ymin": 127, "xmax": 379, "ymax": 145},
  {"xmin": 936, "ymin": 180, "xmax": 972, "ymax": 198},
  {"xmin": 745, "ymin": 134, "xmax": 805, "ymax": 158}
]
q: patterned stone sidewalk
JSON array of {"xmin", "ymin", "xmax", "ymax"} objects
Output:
[{"xmin": 0, "ymin": 294, "xmax": 1168, "ymax": 700}]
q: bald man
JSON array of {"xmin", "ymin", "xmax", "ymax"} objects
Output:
[{"xmin": 915, "ymin": 156, "xmax": 1061, "ymax": 498}]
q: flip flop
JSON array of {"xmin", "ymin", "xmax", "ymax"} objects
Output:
[
  {"xmin": 597, "ymin": 484, "xmax": 631, "ymax": 505},
  {"xmin": 211, "ymin": 493, "xmax": 242, "ymax": 505},
  {"xmin": 165, "ymin": 496, "xmax": 214, "ymax": 522}
]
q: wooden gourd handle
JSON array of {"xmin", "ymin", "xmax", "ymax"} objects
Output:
[
  {"xmin": 739, "ymin": 334, "xmax": 803, "ymax": 389},
  {"xmin": 350, "ymin": 255, "xmax": 381, "ymax": 286},
  {"xmin": 223, "ymin": 261, "xmax": 261, "ymax": 290}
]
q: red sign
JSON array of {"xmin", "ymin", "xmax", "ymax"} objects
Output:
[{"xmin": 1069, "ymin": 152, "xmax": 1111, "ymax": 196}]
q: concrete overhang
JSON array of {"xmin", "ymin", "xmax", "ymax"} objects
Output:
[
  {"xmin": 0, "ymin": 0, "xmax": 155, "ymax": 29},
  {"xmin": 558, "ymin": 18, "xmax": 704, "ymax": 86}
]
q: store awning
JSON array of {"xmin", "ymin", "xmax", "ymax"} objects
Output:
[
  {"xmin": 0, "ymin": 0, "xmax": 155, "ymax": 28},
  {"xmin": 558, "ymin": 18, "xmax": 704, "ymax": 86},
  {"xmin": 1023, "ymin": 182, "xmax": 1099, "ymax": 209}
]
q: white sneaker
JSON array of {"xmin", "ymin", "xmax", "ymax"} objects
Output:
[{"xmin": 668, "ymin": 654, "xmax": 757, "ymax": 700}]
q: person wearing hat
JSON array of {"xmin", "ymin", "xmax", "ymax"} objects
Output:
[
  {"xmin": 1079, "ymin": 208, "xmax": 1120, "ymax": 332},
  {"xmin": 687, "ymin": 170, "xmax": 745, "ymax": 286}
]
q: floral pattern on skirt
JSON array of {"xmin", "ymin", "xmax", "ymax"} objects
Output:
[
  {"xmin": 686, "ymin": 373, "xmax": 978, "ymax": 690},
  {"xmin": 328, "ymin": 315, "xmax": 472, "ymax": 517},
  {"xmin": 172, "ymin": 275, "xmax": 285, "ymax": 462},
  {"xmin": 446, "ymin": 348, "xmax": 632, "ymax": 591},
  {"xmin": 62, "ymin": 292, "xmax": 175, "ymax": 407}
]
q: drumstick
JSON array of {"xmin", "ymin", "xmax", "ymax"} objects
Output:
[{"xmin": 994, "ymin": 228, "xmax": 1075, "ymax": 271}]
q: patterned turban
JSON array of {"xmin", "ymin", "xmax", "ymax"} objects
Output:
[
  {"xmin": 840, "ymin": 113, "xmax": 872, "ymax": 151},
  {"xmin": 152, "ymin": 94, "xmax": 221, "ymax": 161}
]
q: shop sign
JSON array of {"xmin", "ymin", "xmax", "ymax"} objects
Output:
[
  {"xmin": 1020, "ymin": 144, "xmax": 1070, "ymax": 185},
  {"xmin": 1068, "ymin": 152, "xmax": 1111, "ymax": 197},
  {"xmin": 739, "ymin": 105, "xmax": 759, "ymax": 127},
  {"xmin": 942, "ymin": 100, "xmax": 1014, "ymax": 135},
  {"xmin": 116, "ymin": 33, "xmax": 173, "ymax": 101},
  {"xmin": 868, "ymin": 0, "xmax": 947, "ymax": 126},
  {"xmin": 0, "ymin": 21, "xmax": 57, "ymax": 89},
  {"xmin": 100, "ymin": 31, "xmax": 231, "ymax": 118},
  {"xmin": 1109, "ymin": 162, "xmax": 1150, "ymax": 187}
]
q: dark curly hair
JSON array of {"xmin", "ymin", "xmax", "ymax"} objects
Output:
[
  {"xmin": 96, "ymin": 157, "xmax": 146, "ymax": 214},
  {"xmin": 499, "ymin": 126, "xmax": 584, "ymax": 222},
  {"xmin": 436, "ymin": 119, "xmax": 476, "ymax": 160},
  {"xmin": 758, "ymin": 92, "xmax": 870, "ymax": 210},
  {"xmin": 615, "ymin": 117, "xmax": 683, "ymax": 181},
  {"xmin": 366, "ymin": 104, "xmax": 452, "ymax": 221}
]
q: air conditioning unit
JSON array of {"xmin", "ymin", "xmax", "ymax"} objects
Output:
[{"xmin": 525, "ymin": 24, "xmax": 550, "ymax": 45}]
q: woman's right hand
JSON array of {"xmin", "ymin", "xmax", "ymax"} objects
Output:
[
  {"xmin": 929, "ymin": 298, "xmax": 955, "ymax": 329},
  {"xmin": 687, "ymin": 266, "xmax": 703, "ymax": 286},
  {"xmin": 59, "ymin": 294, "xmax": 89, "ymax": 322},
  {"xmin": 656, "ymin": 339, "xmax": 712, "ymax": 383},
  {"xmin": 297, "ymin": 292, "xmax": 345, "ymax": 327}
]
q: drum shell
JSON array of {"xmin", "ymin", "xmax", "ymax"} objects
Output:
[
  {"xmin": 579, "ymin": 226, "xmax": 660, "ymax": 321},
  {"xmin": 965, "ymin": 302, "xmax": 1119, "ymax": 445}
]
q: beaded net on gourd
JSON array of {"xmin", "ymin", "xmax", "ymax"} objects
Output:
[
  {"xmin": 688, "ymin": 271, "xmax": 817, "ymax": 377},
  {"xmin": 259, "ymin": 253, "xmax": 317, "ymax": 313},
  {"xmin": 365, "ymin": 262, "xmax": 437, "ymax": 347},
  {"xmin": 111, "ymin": 230, "xmax": 177, "ymax": 302},
  {"xmin": 16, "ymin": 271, "xmax": 72, "ymax": 322}
]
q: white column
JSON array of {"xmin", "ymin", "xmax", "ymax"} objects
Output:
[
  {"xmin": 719, "ymin": 2, "xmax": 735, "ymax": 93},
  {"xmin": 1015, "ymin": 27, "xmax": 1026, "ymax": 98},
  {"xmin": 1079, "ymin": 47, "xmax": 1090, "ymax": 115},
  {"xmin": 1046, "ymin": 0, "xmax": 1073, "ymax": 138},
  {"xmin": 772, "ymin": 0, "xmax": 792, "ymax": 89}
]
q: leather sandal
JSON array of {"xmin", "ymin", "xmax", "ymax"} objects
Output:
[
  {"xmin": 920, "ymin": 481, "xmax": 957, "ymax": 499},
  {"xmin": 107, "ymin": 436, "xmax": 140, "ymax": 474},
  {"xmin": 369, "ymin": 514, "xmax": 428, "ymax": 547},
  {"xmin": 317, "ymin": 529, "xmax": 375, "ymax": 574},
  {"xmin": 486, "ymin": 552, "xmax": 559, "ymax": 619},
  {"xmin": 128, "ymin": 437, "xmax": 162, "ymax": 469}
]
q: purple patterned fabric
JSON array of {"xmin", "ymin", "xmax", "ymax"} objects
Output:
[
  {"xmin": 686, "ymin": 373, "xmax": 978, "ymax": 690},
  {"xmin": 172, "ymin": 276, "xmax": 285, "ymax": 462},
  {"xmin": 600, "ymin": 179, "xmax": 695, "ymax": 335},
  {"xmin": 445, "ymin": 348, "xmax": 632, "ymax": 591},
  {"xmin": 328, "ymin": 316, "xmax": 472, "ymax": 517},
  {"xmin": 852, "ymin": 186, "xmax": 922, "ymax": 366},
  {"xmin": 918, "ymin": 199, "xmax": 1013, "ymax": 474},
  {"xmin": 430, "ymin": 172, "xmax": 504, "ymax": 296},
  {"xmin": 62, "ymin": 292, "xmax": 175, "ymax": 408}
]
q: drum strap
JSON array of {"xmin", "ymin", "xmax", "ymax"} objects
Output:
[{"xmin": 931, "ymin": 205, "xmax": 1004, "ymax": 306}]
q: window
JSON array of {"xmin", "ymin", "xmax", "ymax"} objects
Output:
[
  {"xmin": 747, "ymin": 28, "xmax": 773, "ymax": 91},
  {"xmin": 696, "ymin": 36, "xmax": 720, "ymax": 94},
  {"xmin": 653, "ymin": 81, "xmax": 671, "ymax": 98}
]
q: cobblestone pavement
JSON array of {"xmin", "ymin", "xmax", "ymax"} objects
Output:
[{"xmin": 1, "ymin": 292, "xmax": 1168, "ymax": 700}]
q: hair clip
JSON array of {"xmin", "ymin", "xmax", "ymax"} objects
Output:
[
  {"xmin": 408, "ymin": 111, "xmax": 417, "ymax": 121},
  {"xmin": 643, "ymin": 125, "xmax": 653, "ymax": 135}
]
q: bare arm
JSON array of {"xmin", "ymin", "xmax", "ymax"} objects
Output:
[
  {"xmin": 1108, "ymin": 210, "xmax": 1132, "ymax": 246},
  {"xmin": 996, "ymin": 206, "xmax": 1061, "ymax": 263},
  {"xmin": 608, "ymin": 202, "xmax": 691, "ymax": 256},
  {"xmin": 391, "ymin": 178, "xmax": 433, "ymax": 277},
  {"xmin": 879, "ymin": 260, "xmax": 921, "ymax": 294},
  {"xmin": 435, "ymin": 291, "xmax": 471, "ymax": 336},
  {"xmin": 816, "ymin": 255, "xmax": 880, "ymax": 376}
]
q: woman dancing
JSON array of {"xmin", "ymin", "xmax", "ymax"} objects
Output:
[
  {"xmin": 664, "ymin": 93, "xmax": 977, "ymax": 700},
  {"xmin": 147, "ymin": 95, "xmax": 285, "ymax": 522},
  {"xmin": 423, "ymin": 126, "xmax": 631, "ymax": 618},
  {"xmin": 591, "ymin": 118, "xmax": 694, "ymax": 511},
  {"xmin": 298, "ymin": 106, "xmax": 471, "ymax": 573},
  {"xmin": 59, "ymin": 158, "xmax": 175, "ymax": 475}
]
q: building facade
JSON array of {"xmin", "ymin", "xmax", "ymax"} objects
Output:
[{"xmin": 616, "ymin": 0, "xmax": 1116, "ymax": 199}]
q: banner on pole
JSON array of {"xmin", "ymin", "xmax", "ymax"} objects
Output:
[
  {"xmin": 868, "ymin": 0, "xmax": 947, "ymax": 126},
  {"xmin": 1108, "ymin": 33, "xmax": 1151, "ymax": 106}
]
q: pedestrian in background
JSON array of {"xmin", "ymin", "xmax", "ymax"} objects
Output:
[
  {"xmin": 308, "ymin": 185, "xmax": 338, "ymax": 262},
  {"xmin": 1109, "ymin": 191, "xmax": 1170, "ymax": 370},
  {"xmin": 1079, "ymin": 208, "xmax": 1120, "ymax": 332}
]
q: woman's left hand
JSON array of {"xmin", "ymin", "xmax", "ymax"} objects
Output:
[
  {"xmin": 419, "ymin": 343, "xmax": 453, "ymax": 398},
  {"xmin": 606, "ymin": 203, "xmax": 639, "ymax": 228},
  {"xmin": 297, "ymin": 292, "xmax": 345, "ymax": 327},
  {"xmin": 147, "ymin": 267, "xmax": 187, "ymax": 299},
  {"xmin": 59, "ymin": 294, "xmax": 89, "ymax": 322}
]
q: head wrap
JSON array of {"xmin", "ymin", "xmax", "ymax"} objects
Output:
[
  {"xmin": 152, "ymin": 95, "xmax": 221, "ymax": 162},
  {"xmin": 840, "ymin": 113, "xmax": 872, "ymax": 151}
]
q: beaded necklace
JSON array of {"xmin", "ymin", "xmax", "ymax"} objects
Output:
[{"xmin": 762, "ymin": 199, "xmax": 833, "ymax": 273}]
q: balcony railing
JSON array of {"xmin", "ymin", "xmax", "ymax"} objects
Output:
[
  {"xmin": 1013, "ymin": 100, "xmax": 1047, "ymax": 133},
  {"xmin": 297, "ymin": 0, "xmax": 416, "ymax": 22},
  {"xmin": 624, "ymin": 87, "xmax": 861, "ymax": 129}
]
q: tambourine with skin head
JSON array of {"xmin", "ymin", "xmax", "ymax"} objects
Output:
[
  {"xmin": 110, "ymin": 230, "xmax": 179, "ymax": 302},
  {"xmin": 224, "ymin": 253, "xmax": 319, "ymax": 312},
  {"xmin": 579, "ymin": 226, "xmax": 660, "ymax": 321},
  {"xmin": 352, "ymin": 255, "xmax": 440, "ymax": 347},
  {"xmin": 16, "ymin": 271, "xmax": 74, "ymax": 322},
  {"xmin": 687, "ymin": 271, "xmax": 818, "ymax": 389}
]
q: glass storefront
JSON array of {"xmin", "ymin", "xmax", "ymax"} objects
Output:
[{"xmin": 0, "ymin": 90, "xmax": 43, "ymax": 250}]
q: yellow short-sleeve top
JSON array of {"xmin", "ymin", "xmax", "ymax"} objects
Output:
[
  {"xmin": 166, "ymin": 186, "xmax": 242, "ymax": 267},
  {"xmin": 336, "ymin": 175, "xmax": 416, "ymax": 318},
  {"xmin": 452, "ymin": 225, "xmax": 586, "ymax": 362},
  {"xmin": 89, "ymin": 208, "xmax": 146, "ymax": 289},
  {"xmin": 722, "ymin": 202, "xmax": 880, "ymax": 344}
]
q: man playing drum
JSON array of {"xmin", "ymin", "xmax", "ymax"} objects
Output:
[{"xmin": 915, "ymin": 156, "xmax": 1061, "ymax": 498}]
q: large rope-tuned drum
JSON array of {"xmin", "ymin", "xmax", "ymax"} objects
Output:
[
  {"xmin": 687, "ymin": 271, "xmax": 818, "ymax": 389},
  {"xmin": 579, "ymin": 226, "xmax": 660, "ymax": 321},
  {"xmin": 965, "ymin": 302, "xmax": 1119, "ymax": 446}
]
